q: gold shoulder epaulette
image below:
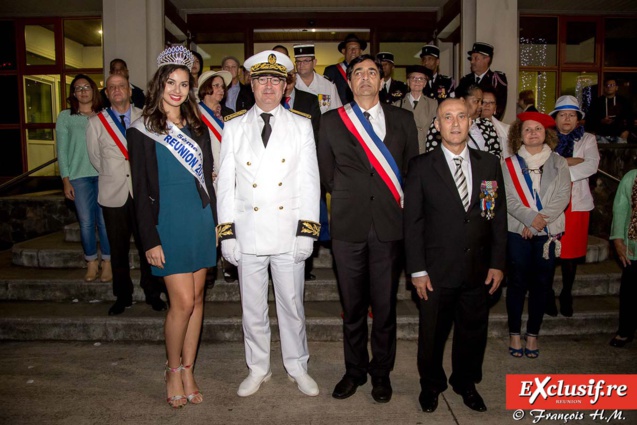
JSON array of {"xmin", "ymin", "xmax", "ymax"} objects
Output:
[
  {"xmin": 289, "ymin": 109, "xmax": 311, "ymax": 120},
  {"xmin": 224, "ymin": 109, "xmax": 247, "ymax": 122}
]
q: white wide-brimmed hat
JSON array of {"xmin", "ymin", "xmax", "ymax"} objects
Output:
[
  {"xmin": 549, "ymin": 95, "xmax": 585, "ymax": 119},
  {"xmin": 199, "ymin": 70, "xmax": 232, "ymax": 88}
]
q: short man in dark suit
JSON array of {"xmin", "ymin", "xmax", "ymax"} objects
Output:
[
  {"xmin": 318, "ymin": 54, "xmax": 419, "ymax": 403},
  {"xmin": 455, "ymin": 42, "xmax": 508, "ymax": 120},
  {"xmin": 222, "ymin": 55, "xmax": 255, "ymax": 112},
  {"xmin": 323, "ymin": 33, "xmax": 367, "ymax": 105},
  {"xmin": 403, "ymin": 98, "xmax": 507, "ymax": 413},
  {"xmin": 281, "ymin": 69, "xmax": 322, "ymax": 281},
  {"xmin": 100, "ymin": 58, "xmax": 145, "ymax": 110},
  {"xmin": 377, "ymin": 52, "xmax": 407, "ymax": 104},
  {"xmin": 418, "ymin": 45, "xmax": 455, "ymax": 103}
]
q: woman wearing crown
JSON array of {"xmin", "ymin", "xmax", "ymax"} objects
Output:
[{"xmin": 128, "ymin": 45, "xmax": 217, "ymax": 409}]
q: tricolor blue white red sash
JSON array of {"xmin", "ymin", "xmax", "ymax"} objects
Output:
[
  {"xmin": 504, "ymin": 155, "xmax": 542, "ymax": 211},
  {"xmin": 97, "ymin": 108, "xmax": 129, "ymax": 160},
  {"xmin": 337, "ymin": 62, "xmax": 347, "ymax": 81},
  {"xmin": 198, "ymin": 102, "xmax": 223, "ymax": 145},
  {"xmin": 131, "ymin": 119, "xmax": 209, "ymax": 198},
  {"xmin": 505, "ymin": 154, "xmax": 561, "ymax": 258},
  {"xmin": 337, "ymin": 102, "xmax": 403, "ymax": 207}
]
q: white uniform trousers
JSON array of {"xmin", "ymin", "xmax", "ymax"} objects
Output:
[{"xmin": 238, "ymin": 252, "xmax": 309, "ymax": 378}]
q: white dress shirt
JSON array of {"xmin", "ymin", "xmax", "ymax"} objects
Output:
[{"xmin": 362, "ymin": 102, "xmax": 386, "ymax": 141}]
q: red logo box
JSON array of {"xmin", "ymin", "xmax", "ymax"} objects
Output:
[{"xmin": 506, "ymin": 374, "xmax": 637, "ymax": 410}]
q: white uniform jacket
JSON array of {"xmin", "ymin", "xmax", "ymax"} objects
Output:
[
  {"xmin": 216, "ymin": 105, "xmax": 320, "ymax": 255},
  {"xmin": 295, "ymin": 71, "xmax": 342, "ymax": 114},
  {"xmin": 86, "ymin": 106, "xmax": 142, "ymax": 208}
]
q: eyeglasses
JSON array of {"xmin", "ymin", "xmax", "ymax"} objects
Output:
[
  {"xmin": 522, "ymin": 168, "xmax": 543, "ymax": 175},
  {"xmin": 211, "ymin": 83, "xmax": 225, "ymax": 89},
  {"xmin": 295, "ymin": 59, "xmax": 313, "ymax": 64},
  {"xmin": 254, "ymin": 76, "xmax": 285, "ymax": 85},
  {"xmin": 409, "ymin": 77, "xmax": 426, "ymax": 82},
  {"xmin": 74, "ymin": 85, "xmax": 92, "ymax": 92}
]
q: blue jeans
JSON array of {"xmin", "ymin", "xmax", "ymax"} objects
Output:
[
  {"xmin": 71, "ymin": 176, "xmax": 110, "ymax": 261},
  {"xmin": 506, "ymin": 232, "xmax": 556, "ymax": 336}
]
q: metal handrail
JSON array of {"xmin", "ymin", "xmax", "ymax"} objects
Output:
[
  {"xmin": 0, "ymin": 158, "xmax": 58, "ymax": 193},
  {"xmin": 597, "ymin": 168, "xmax": 621, "ymax": 183}
]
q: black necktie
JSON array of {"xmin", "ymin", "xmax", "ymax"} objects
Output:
[
  {"xmin": 119, "ymin": 115, "xmax": 126, "ymax": 129},
  {"xmin": 261, "ymin": 113, "xmax": 272, "ymax": 147},
  {"xmin": 475, "ymin": 76, "xmax": 480, "ymax": 84},
  {"xmin": 413, "ymin": 101, "xmax": 418, "ymax": 109},
  {"xmin": 363, "ymin": 111, "xmax": 371, "ymax": 121}
]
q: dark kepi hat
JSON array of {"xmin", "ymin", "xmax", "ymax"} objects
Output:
[
  {"xmin": 293, "ymin": 44, "xmax": 315, "ymax": 58},
  {"xmin": 467, "ymin": 42, "xmax": 494, "ymax": 59},
  {"xmin": 418, "ymin": 45, "xmax": 440, "ymax": 58},
  {"xmin": 376, "ymin": 52, "xmax": 394, "ymax": 63},
  {"xmin": 517, "ymin": 111, "xmax": 556, "ymax": 129},
  {"xmin": 337, "ymin": 33, "xmax": 367, "ymax": 52},
  {"xmin": 406, "ymin": 65, "xmax": 433, "ymax": 79}
]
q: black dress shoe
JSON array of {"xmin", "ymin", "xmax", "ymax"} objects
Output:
[
  {"xmin": 609, "ymin": 335, "xmax": 634, "ymax": 348},
  {"xmin": 454, "ymin": 387, "xmax": 487, "ymax": 412},
  {"xmin": 371, "ymin": 377, "xmax": 392, "ymax": 403},
  {"xmin": 305, "ymin": 273, "xmax": 316, "ymax": 281},
  {"xmin": 559, "ymin": 295, "xmax": 573, "ymax": 317},
  {"xmin": 545, "ymin": 298, "xmax": 558, "ymax": 317},
  {"xmin": 108, "ymin": 298, "xmax": 132, "ymax": 316},
  {"xmin": 419, "ymin": 390, "xmax": 439, "ymax": 412},
  {"xmin": 146, "ymin": 297, "xmax": 167, "ymax": 312},
  {"xmin": 332, "ymin": 375, "xmax": 367, "ymax": 399}
]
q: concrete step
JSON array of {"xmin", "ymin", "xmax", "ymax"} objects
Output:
[
  {"xmin": 0, "ymin": 247, "xmax": 623, "ymax": 302},
  {"xmin": 14, "ymin": 230, "xmax": 334, "ymax": 269},
  {"xmin": 0, "ymin": 296, "xmax": 619, "ymax": 342}
]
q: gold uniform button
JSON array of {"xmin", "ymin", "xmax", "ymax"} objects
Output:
[
  {"xmin": 278, "ymin": 182, "xmax": 282, "ymax": 186},
  {"xmin": 279, "ymin": 206, "xmax": 284, "ymax": 210},
  {"xmin": 281, "ymin": 158, "xmax": 286, "ymax": 163},
  {"xmin": 253, "ymin": 183, "xmax": 257, "ymax": 188},
  {"xmin": 247, "ymin": 161, "xmax": 252, "ymax": 166},
  {"xmin": 254, "ymin": 207, "xmax": 259, "ymax": 211}
]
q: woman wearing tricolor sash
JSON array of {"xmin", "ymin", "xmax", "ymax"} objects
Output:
[
  {"xmin": 197, "ymin": 69, "xmax": 233, "ymax": 188},
  {"xmin": 128, "ymin": 45, "xmax": 217, "ymax": 409},
  {"xmin": 502, "ymin": 112, "xmax": 571, "ymax": 359}
]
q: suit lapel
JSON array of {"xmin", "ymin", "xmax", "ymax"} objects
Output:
[
  {"xmin": 468, "ymin": 148, "xmax": 483, "ymax": 211},
  {"xmin": 432, "ymin": 147, "xmax": 465, "ymax": 210}
]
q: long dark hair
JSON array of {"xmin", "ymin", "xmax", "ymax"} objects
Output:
[
  {"xmin": 67, "ymin": 74, "xmax": 102, "ymax": 115},
  {"xmin": 142, "ymin": 64, "xmax": 203, "ymax": 135},
  {"xmin": 191, "ymin": 50, "xmax": 204, "ymax": 79}
]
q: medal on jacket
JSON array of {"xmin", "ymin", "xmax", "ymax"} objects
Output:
[{"xmin": 480, "ymin": 180, "xmax": 498, "ymax": 220}]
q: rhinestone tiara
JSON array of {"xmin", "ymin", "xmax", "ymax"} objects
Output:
[{"xmin": 157, "ymin": 45, "xmax": 194, "ymax": 71}]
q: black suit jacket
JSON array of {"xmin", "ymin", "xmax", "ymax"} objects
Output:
[
  {"xmin": 318, "ymin": 103, "xmax": 419, "ymax": 242},
  {"xmin": 403, "ymin": 147, "xmax": 506, "ymax": 288},
  {"xmin": 379, "ymin": 79, "xmax": 407, "ymax": 104},
  {"xmin": 284, "ymin": 88, "xmax": 321, "ymax": 143},
  {"xmin": 456, "ymin": 69, "xmax": 508, "ymax": 120},
  {"xmin": 127, "ymin": 124, "xmax": 217, "ymax": 252},
  {"xmin": 324, "ymin": 63, "xmax": 352, "ymax": 105}
]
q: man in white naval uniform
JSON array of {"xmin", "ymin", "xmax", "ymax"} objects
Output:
[
  {"xmin": 216, "ymin": 50, "xmax": 321, "ymax": 398},
  {"xmin": 293, "ymin": 44, "xmax": 342, "ymax": 114}
]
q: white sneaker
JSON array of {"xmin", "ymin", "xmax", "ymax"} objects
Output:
[
  {"xmin": 288, "ymin": 373, "xmax": 319, "ymax": 396},
  {"xmin": 237, "ymin": 371, "xmax": 272, "ymax": 397}
]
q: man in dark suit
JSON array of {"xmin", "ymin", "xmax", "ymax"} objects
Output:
[
  {"xmin": 455, "ymin": 42, "xmax": 508, "ymax": 120},
  {"xmin": 418, "ymin": 45, "xmax": 455, "ymax": 103},
  {"xmin": 221, "ymin": 55, "xmax": 255, "ymax": 112},
  {"xmin": 100, "ymin": 58, "xmax": 145, "ymax": 110},
  {"xmin": 323, "ymin": 33, "xmax": 367, "ymax": 105},
  {"xmin": 281, "ymin": 70, "xmax": 322, "ymax": 280},
  {"xmin": 318, "ymin": 54, "xmax": 419, "ymax": 404},
  {"xmin": 377, "ymin": 52, "xmax": 407, "ymax": 105},
  {"xmin": 403, "ymin": 98, "xmax": 506, "ymax": 413}
]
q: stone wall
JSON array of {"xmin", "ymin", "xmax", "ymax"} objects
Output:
[{"xmin": 0, "ymin": 193, "xmax": 76, "ymax": 250}]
